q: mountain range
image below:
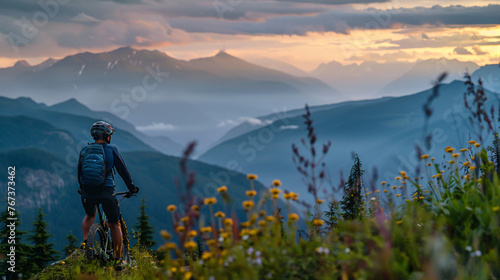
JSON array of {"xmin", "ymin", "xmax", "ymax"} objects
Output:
[
  {"xmin": 199, "ymin": 78, "xmax": 500, "ymax": 203},
  {"xmin": 0, "ymin": 47, "xmax": 346, "ymax": 153},
  {"xmin": 0, "ymin": 96, "xmax": 285, "ymax": 252}
]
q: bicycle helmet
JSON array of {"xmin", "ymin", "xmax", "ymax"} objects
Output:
[{"xmin": 90, "ymin": 121, "xmax": 115, "ymax": 141}]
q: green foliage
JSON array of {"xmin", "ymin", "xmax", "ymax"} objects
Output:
[
  {"xmin": 133, "ymin": 198, "xmax": 156, "ymax": 250},
  {"xmin": 0, "ymin": 208, "xmax": 36, "ymax": 279},
  {"xmin": 29, "ymin": 208, "xmax": 59, "ymax": 272},
  {"xmin": 64, "ymin": 231, "xmax": 79, "ymax": 257},
  {"xmin": 32, "ymin": 246, "xmax": 161, "ymax": 280},
  {"xmin": 340, "ymin": 154, "xmax": 365, "ymax": 221}
]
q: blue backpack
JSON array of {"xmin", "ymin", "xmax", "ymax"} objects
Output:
[{"xmin": 79, "ymin": 144, "xmax": 108, "ymax": 189}]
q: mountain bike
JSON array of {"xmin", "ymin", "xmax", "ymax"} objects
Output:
[{"xmin": 85, "ymin": 191, "xmax": 135, "ymax": 265}]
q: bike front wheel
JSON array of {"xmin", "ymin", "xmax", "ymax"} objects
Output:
[{"xmin": 86, "ymin": 223, "xmax": 112, "ymax": 264}]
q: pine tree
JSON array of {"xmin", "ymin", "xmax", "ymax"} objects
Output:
[
  {"xmin": 324, "ymin": 201, "xmax": 342, "ymax": 230},
  {"xmin": 0, "ymin": 208, "xmax": 35, "ymax": 279},
  {"xmin": 29, "ymin": 208, "xmax": 59, "ymax": 272},
  {"xmin": 134, "ymin": 198, "xmax": 156, "ymax": 250},
  {"xmin": 340, "ymin": 154, "xmax": 365, "ymax": 221},
  {"xmin": 487, "ymin": 132, "xmax": 500, "ymax": 176},
  {"xmin": 63, "ymin": 231, "xmax": 79, "ymax": 257}
]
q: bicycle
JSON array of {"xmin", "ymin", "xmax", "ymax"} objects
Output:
[{"xmin": 85, "ymin": 191, "xmax": 136, "ymax": 265}]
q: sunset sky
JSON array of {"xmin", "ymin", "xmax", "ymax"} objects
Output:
[{"xmin": 0, "ymin": 0, "xmax": 499, "ymax": 70}]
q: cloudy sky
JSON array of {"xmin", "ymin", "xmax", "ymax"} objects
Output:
[{"xmin": 0, "ymin": 0, "xmax": 499, "ymax": 70}]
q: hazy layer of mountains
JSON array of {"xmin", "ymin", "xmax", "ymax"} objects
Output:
[
  {"xmin": 0, "ymin": 96, "xmax": 283, "ymax": 252},
  {"xmin": 257, "ymin": 57, "xmax": 494, "ymax": 99},
  {"xmin": 200, "ymin": 79, "xmax": 500, "ymax": 203},
  {"xmin": 0, "ymin": 47, "xmax": 348, "ymax": 152}
]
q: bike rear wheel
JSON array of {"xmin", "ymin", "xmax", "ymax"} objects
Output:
[{"xmin": 86, "ymin": 223, "xmax": 113, "ymax": 264}]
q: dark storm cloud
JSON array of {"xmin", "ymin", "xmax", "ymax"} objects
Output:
[
  {"xmin": 453, "ymin": 47, "xmax": 472, "ymax": 55},
  {"xmin": 275, "ymin": 0, "xmax": 389, "ymax": 4},
  {"xmin": 169, "ymin": 4, "xmax": 500, "ymax": 36}
]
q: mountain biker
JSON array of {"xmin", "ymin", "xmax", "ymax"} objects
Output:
[{"xmin": 78, "ymin": 121, "xmax": 139, "ymax": 265}]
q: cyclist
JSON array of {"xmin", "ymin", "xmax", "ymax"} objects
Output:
[{"xmin": 78, "ymin": 121, "xmax": 139, "ymax": 265}]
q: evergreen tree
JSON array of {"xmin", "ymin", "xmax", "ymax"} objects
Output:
[
  {"xmin": 487, "ymin": 132, "xmax": 500, "ymax": 176},
  {"xmin": 0, "ymin": 208, "xmax": 35, "ymax": 279},
  {"xmin": 29, "ymin": 208, "xmax": 59, "ymax": 272},
  {"xmin": 324, "ymin": 201, "xmax": 342, "ymax": 230},
  {"xmin": 340, "ymin": 154, "xmax": 365, "ymax": 221},
  {"xmin": 63, "ymin": 231, "xmax": 79, "ymax": 257},
  {"xmin": 133, "ymin": 198, "xmax": 156, "ymax": 250}
]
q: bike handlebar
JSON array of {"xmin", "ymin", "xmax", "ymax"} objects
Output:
[{"xmin": 114, "ymin": 191, "xmax": 137, "ymax": 202}]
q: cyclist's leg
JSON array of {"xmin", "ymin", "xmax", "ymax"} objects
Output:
[
  {"xmin": 100, "ymin": 192, "xmax": 122, "ymax": 259},
  {"xmin": 81, "ymin": 196, "xmax": 97, "ymax": 240},
  {"xmin": 109, "ymin": 222, "xmax": 123, "ymax": 258}
]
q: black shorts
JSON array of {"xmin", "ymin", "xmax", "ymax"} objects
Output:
[{"xmin": 81, "ymin": 190, "xmax": 121, "ymax": 223}]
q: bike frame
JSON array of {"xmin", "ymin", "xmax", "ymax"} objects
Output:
[{"xmin": 93, "ymin": 191, "xmax": 133, "ymax": 261}]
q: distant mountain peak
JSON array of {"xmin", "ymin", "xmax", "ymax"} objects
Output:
[
  {"xmin": 49, "ymin": 98, "xmax": 91, "ymax": 112},
  {"xmin": 13, "ymin": 60, "xmax": 31, "ymax": 68}
]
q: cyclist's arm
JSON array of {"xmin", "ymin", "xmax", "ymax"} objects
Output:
[
  {"xmin": 77, "ymin": 151, "xmax": 82, "ymax": 186},
  {"xmin": 109, "ymin": 145, "xmax": 136, "ymax": 191}
]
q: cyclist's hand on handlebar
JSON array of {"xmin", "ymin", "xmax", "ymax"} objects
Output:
[{"xmin": 125, "ymin": 185, "xmax": 139, "ymax": 197}]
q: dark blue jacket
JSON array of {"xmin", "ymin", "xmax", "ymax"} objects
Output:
[{"xmin": 78, "ymin": 143, "xmax": 135, "ymax": 195}]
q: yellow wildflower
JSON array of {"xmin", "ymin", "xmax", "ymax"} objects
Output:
[
  {"xmin": 270, "ymin": 188, "xmax": 281, "ymax": 195},
  {"xmin": 243, "ymin": 200, "xmax": 255, "ymax": 210},
  {"xmin": 272, "ymin": 194, "xmax": 279, "ymax": 199},
  {"xmin": 317, "ymin": 199, "xmax": 324, "ymax": 204},
  {"xmin": 468, "ymin": 140, "xmax": 476, "ymax": 144},
  {"xmin": 464, "ymin": 161, "xmax": 470, "ymax": 167},
  {"xmin": 460, "ymin": 148, "xmax": 468, "ymax": 152},
  {"xmin": 284, "ymin": 192, "xmax": 293, "ymax": 199},
  {"xmin": 206, "ymin": 240, "xmax": 216, "ymax": 246},
  {"xmin": 448, "ymin": 160, "xmax": 455, "ymax": 164},
  {"xmin": 420, "ymin": 154, "xmax": 430, "ymax": 159},
  {"xmin": 312, "ymin": 219, "xmax": 324, "ymax": 226},
  {"xmin": 181, "ymin": 216, "xmax": 190, "ymax": 223},
  {"xmin": 215, "ymin": 211, "xmax": 225, "ymax": 218},
  {"xmin": 474, "ymin": 143, "xmax": 480, "ymax": 147},
  {"xmin": 247, "ymin": 174, "xmax": 258, "ymax": 180},
  {"xmin": 396, "ymin": 220, "xmax": 403, "ymax": 224},
  {"xmin": 217, "ymin": 186, "xmax": 228, "ymax": 193},
  {"xmin": 201, "ymin": 227, "xmax": 212, "ymax": 233},
  {"xmin": 188, "ymin": 230, "xmax": 197, "ymax": 238},
  {"xmin": 395, "ymin": 176, "xmax": 402, "ymax": 180},
  {"xmin": 167, "ymin": 205, "xmax": 177, "ymax": 212},
  {"xmin": 176, "ymin": 226, "xmax": 185, "ymax": 233},
  {"xmin": 259, "ymin": 210, "xmax": 267, "ymax": 217},
  {"xmin": 204, "ymin": 197, "xmax": 217, "ymax": 205},
  {"xmin": 452, "ymin": 153, "xmax": 460, "ymax": 158},
  {"xmin": 292, "ymin": 193, "xmax": 299, "ymax": 201},
  {"xmin": 185, "ymin": 241, "xmax": 197, "ymax": 250},
  {"xmin": 224, "ymin": 218, "xmax": 233, "ymax": 227},
  {"xmin": 493, "ymin": 206, "xmax": 500, "ymax": 212},
  {"xmin": 272, "ymin": 179, "xmax": 282, "ymax": 187},
  {"xmin": 396, "ymin": 194, "xmax": 401, "ymax": 197},
  {"xmin": 426, "ymin": 163, "xmax": 431, "ymax": 166},
  {"xmin": 191, "ymin": 205, "xmax": 200, "ymax": 212},
  {"xmin": 246, "ymin": 190, "xmax": 257, "ymax": 197},
  {"xmin": 288, "ymin": 213, "xmax": 299, "ymax": 222},
  {"xmin": 202, "ymin": 252, "xmax": 212, "ymax": 260},
  {"xmin": 160, "ymin": 230, "xmax": 171, "ymax": 240},
  {"xmin": 392, "ymin": 186, "xmax": 397, "ymax": 189},
  {"xmin": 258, "ymin": 220, "xmax": 267, "ymax": 227},
  {"xmin": 266, "ymin": 216, "xmax": 275, "ymax": 222},
  {"xmin": 383, "ymin": 190, "xmax": 388, "ymax": 193}
]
